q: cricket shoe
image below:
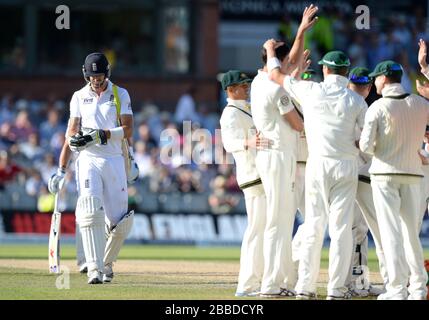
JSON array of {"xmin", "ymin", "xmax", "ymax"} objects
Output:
[
  {"xmin": 235, "ymin": 291, "xmax": 260, "ymax": 297},
  {"xmin": 407, "ymin": 293, "xmax": 427, "ymax": 300},
  {"xmin": 377, "ymin": 291, "xmax": 407, "ymax": 300},
  {"xmin": 103, "ymin": 263, "xmax": 114, "ymax": 283},
  {"xmin": 260, "ymin": 288, "xmax": 296, "ymax": 298},
  {"xmin": 326, "ymin": 289, "xmax": 352, "ymax": 300},
  {"xmin": 296, "ymin": 291, "xmax": 317, "ymax": 300},
  {"xmin": 79, "ymin": 264, "xmax": 88, "ymax": 274},
  {"xmin": 349, "ymin": 287, "xmax": 369, "ymax": 298},
  {"xmin": 368, "ymin": 285, "xmax": 385, "ymax": 296},
  {"xmin": 349, "ymin": 285, "xmax": 384, "ymax": 297},
  {"xmin": 87, "ymin": 270, "xmax": 103, "ymax": 284}
]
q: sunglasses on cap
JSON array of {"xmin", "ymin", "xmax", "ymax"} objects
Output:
[{"xmin": 350, "ymin": 75, "xmax": 372, "ymax": 84}]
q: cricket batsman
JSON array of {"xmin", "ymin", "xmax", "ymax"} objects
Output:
[{"xmin": 65, "ymin": 52, "xmax": 138, "ymax": 284}]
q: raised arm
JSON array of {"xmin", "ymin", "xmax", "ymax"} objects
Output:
[
  {"xmin": 263, "ymin": 5, "xmax": 317, "ymax": 86},
  {"xmin": 418, "ymin": 39, "xmax": 429, "ymax": 79},
  {"xmin": 287, "ymin": 4, "xmax": 318, "ymax": 71}
]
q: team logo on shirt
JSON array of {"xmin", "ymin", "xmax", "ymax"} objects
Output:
[
  {"xmin": 83, "ymin": 98, "xmax": 93, "ymax": 104},
  {"xmin": 280, "ymin": 95, "xmax": 290, "ymax": 106}
]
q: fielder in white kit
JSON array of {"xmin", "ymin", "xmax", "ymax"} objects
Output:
[
  {"xmin": 219, "ymin": 70, "xmax": 271, "ymax": 297},
  {"xmin": 289, "ymin": 71, "xmax": 311, "ymax": 288},
  {"xmin": 251, "ymin": 31, "xmax": 307, "ymax": 295},
  {"xmin": 266, "ymin": 45, "xmax": 367, "ymax": 299},
  {"xmin": 360, "ymin": 60, "xmax": 429, "ymax": 300},
  {"xmin": 67, "ymin": 52, "xmax": 138, "ymax": 284},
  {"xmin": 416, "ymin": 38, "xmax": 429, "ymax": 222},
  {"xmin": 346, "ymin": 67, "xmax": 385, "ymax": 296}
]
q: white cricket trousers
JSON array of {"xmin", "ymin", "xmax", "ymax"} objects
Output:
[
  {"xmin": 354, "ymin": 179, "xmax": 388, "ymax": 287},
  {"xmin": 75, "ymin": 154, "xmax": 128, "ymax": 226},
  {"xmin": 420, "ymin": 165, "xmax": 429, "ymax": 222},
  {"xmin": 290, "ymin": 162, "xmax": 306, "ymax": 288},
  {"xmin": 295, "ymin": 157, "xmax": 357, "ymax": 296},
  {"xmin": 371, "ymin": 178, "xmax": 428, "ymax": 299},
  {"xmin": 236, "ymin": 184, "xmax": 266, "ymax": 294},
  {"xmin": 256, "ymin": 149, "xmax": 296, "ymax": 294}
]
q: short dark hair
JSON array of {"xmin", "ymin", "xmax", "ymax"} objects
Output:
[
  {"xmin": 261, "ymin": 42, "xmax": 291, "ymax": 65},
  {"xmin": 326, "ymin": 66, "xmax": 349, "ymax": 77},
  {"xmin": 385, "ymin": 73, "xmax": 402, "ymax": 84}
]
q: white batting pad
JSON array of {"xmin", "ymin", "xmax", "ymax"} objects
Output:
[
  {"xmin": 104, "ymin": 211, "xmax": 134, "ymax": 266},
  {"xmin": 76, "ymin": 196, "xmax": 106, "ymax": 274},
  {"xmin": 75, "ymin": 222, "xmax": 86, "ymax": 268}
]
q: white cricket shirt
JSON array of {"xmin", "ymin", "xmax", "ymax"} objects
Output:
[
  {"xmin": 283, "ymin": 74, "xmax": 367, "ymax": 160},
  {"xmin": 69, "ymin": 80, "xmax": 133, "ymax": 157},
  {"xmin": 220, "ymin": 98, "xmax": 261, "ymax": 189},
  {"xmin": 291, "ymin": 98, "xmax": 308, "ymax": 163},
  {"xmin": 251, "ymin": 70, "xmax": 297, "ymax": 153},
  {"xmin": 360, "ymin": 83, "xmax": 429, "ymax": 176}
]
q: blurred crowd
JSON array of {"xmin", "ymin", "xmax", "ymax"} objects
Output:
[
  {"xmin": 0, "ymin": 88, "xmax": 244, "ymax": 215},
  {"xmin": 3, "ymin": 5, "xmax": 429, "ymax": 215}
]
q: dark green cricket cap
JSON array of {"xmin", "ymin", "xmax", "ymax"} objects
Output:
[
  {"xmin": 368, "ymin": 60, "xmax": 403, "ymax": 78},
  {"xmin": 318, "ymin": 51, "xmax": 351, "ymax": 68},
  {"xmin": 349, "ymin": 67, "xmax": 372, "ymax": 84},
  {"xmin": 221, "ymin": 70, "xmax": 252, "ymax": 90}
]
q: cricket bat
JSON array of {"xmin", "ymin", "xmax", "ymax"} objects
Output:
[
  {"xmin": 121, "ymin": 138, "xmax": 132, "ymax": 177},
  {"xmin": 48, "ymin": 193, "xmax": 61, "ymax": 273}
]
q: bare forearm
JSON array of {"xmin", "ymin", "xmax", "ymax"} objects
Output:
[
  {"xmin": 106, "ymin": 115, "xmax": 133, "ymax": 140},
  {"xmin": 288, "ymin": 29, "xmax": 305, "ymax": 69},
  {"xmin": 67, "ymin": 117, "xmax": 81, "ymax": 137},
  {"xmin": 59, "ymin": 142, "xmax": 72, "ymax": 169}
]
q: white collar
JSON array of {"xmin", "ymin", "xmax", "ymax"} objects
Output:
[
  {"xmin": 381, "ymin": 83, "xmax": 406, "ymax": 97},
  {"xmin": 258, "ymin": 69, "xmax": 269, "ymax": 78},
  {"xmin": 86, "ymin": 80, "xmax": 112, "ymax": 96},
  {"xmin": 227, "ymin": 98, "xmax": 251, "ymax": 112},
  {"xmin": 323, "ymin": 74, "xmax": 349, "ymax": 87}
]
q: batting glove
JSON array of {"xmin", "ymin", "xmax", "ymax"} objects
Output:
[
  {"xmin": 127, "ymin": 160, "xmax": 139, "ymax": 184},
  {"xmin": 127, "ymin": 146, "xmax": 139, "ymax": 184},
  {"xmin": 69, "ymin": 128, "xmax": 108, "ymax": 152},
  {"xmin": 48, "ymin": 167, "xmax": 66, "ymax": 194}
]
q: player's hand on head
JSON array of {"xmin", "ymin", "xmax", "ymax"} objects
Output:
[{"xmin": 263, "ymin": 39, "xmax": 279, "ymax": 51}]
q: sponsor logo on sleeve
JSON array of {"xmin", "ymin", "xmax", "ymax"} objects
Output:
[{"xmin": 280, "ymin": 95, "xmax": 290, "ymax": 106}]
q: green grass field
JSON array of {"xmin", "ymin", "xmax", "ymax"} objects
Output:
[{"xmin": 0, "ymin": 244, "xmax": 426, "ymax": 300}]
